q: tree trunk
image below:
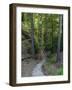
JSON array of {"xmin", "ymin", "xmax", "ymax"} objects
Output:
[
  {"xmin": 57, "ymin": 15, "xmax": 63, "ymax": 63},
  {"xmin": 38, "ymin": 14, "xmax": 44, "ymax": 60},
  {"xmin": 30, "ymin": 13, "xmax": 35, "ymax": 58},
  {"xmin": 51, "ymin": 19, "xmax": 53, "ymax": 53},
  {"xmin": 44, "ymin": 15, "xmax": 48, "ymax": 51}
]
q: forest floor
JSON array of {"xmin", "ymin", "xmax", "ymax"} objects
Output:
[
  {"xmin": 21, "ymin": 52, "xmax": 63, "ymax": 77},
  {"xmin": 42, "ymin": 52, "xmax": 63, "ymax": 75},
  {"xmin": 21, "ymin": 58, "xmax": 44, "ymax": 77}
]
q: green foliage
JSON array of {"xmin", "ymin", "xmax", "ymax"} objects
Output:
[
  {"xmin": 56, "ymin": 66, "xmax": 63, "ymax": 75},
  {"xmin": 44, "ymin": 53, "xmax": 63, "ymax": 75},
  {"xmin": 43, "ymin": 53, "xmax": 63, "ymax": 75},
  {"xmin": 44, "ymin": 63, "xmax": 63, "ymax": 75},
  {"xmin": 21, "ymin": 13, "xmax": 63, "ymax": 54},
  {"xmin": 48, "ymin": 53, "xmax": 57, "ymax": 64}
]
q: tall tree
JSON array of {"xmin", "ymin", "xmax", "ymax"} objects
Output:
[
  {"xmin": 57, "ymin": 15, "xmax": 63, "ymax": 62},
  {"xmin": 29, "ymin": 13, "xmax": 35, "ymax": 58},
  {"xmin": 43, "ymin": 14, "xmax": 49, "ymax": 51},
  {"xmin": 38, "ymin": 14, "xmax": 44, "ymax": 60},
  {"xmin": 51, "ymin": 15, "xmax": 54, "ymax": 53}
]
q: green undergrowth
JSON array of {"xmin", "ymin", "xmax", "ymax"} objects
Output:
[{"xmin": 43, "ymin": 53, "xmax": 63, "ymax": 75}]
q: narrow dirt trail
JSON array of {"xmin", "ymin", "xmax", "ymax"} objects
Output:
[{"xmin": 32, "ymin": 60, "xmax": 45, "ymax": 76}]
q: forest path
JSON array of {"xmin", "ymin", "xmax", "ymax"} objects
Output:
[{"xmin": 32, "ymin": 59, "xmax": 45, "ymax": 76}]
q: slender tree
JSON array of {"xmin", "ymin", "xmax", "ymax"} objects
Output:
[
  {"xmin": 43, "ymin": 14, "xmax": 49, "ymax": 51},
  {"xmin": 57, "ymin": 15, "xmax": 63, "ymax": 62},
  {"xmin": 29, "ymin": 13, "xmax": 35, "ymax": 58},
  {"xmin": 38, "ymin": 14, "xmax": 44, "ymax": 60},
  {"xmin": 51, "ymin": 15, "xmax": 54, "ymax": 53}
]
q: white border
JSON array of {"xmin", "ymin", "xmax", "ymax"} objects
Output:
[{"xmin": 16, "ymin": 7, "xmax": 68, "ymax": 83}]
